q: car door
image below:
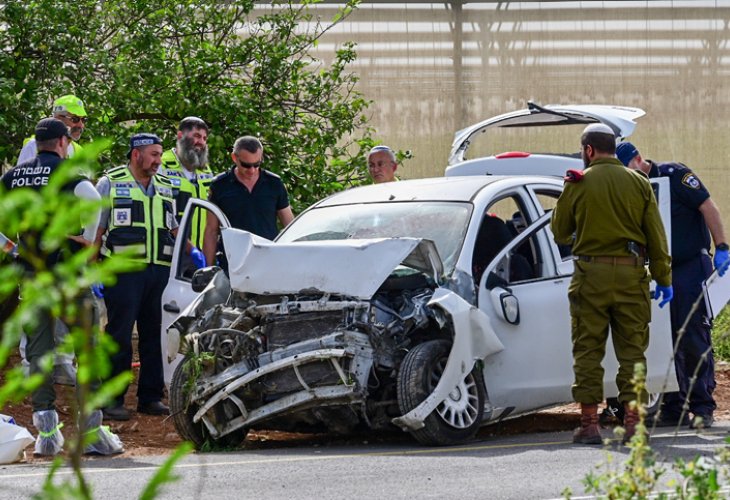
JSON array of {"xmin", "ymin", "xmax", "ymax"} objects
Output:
[
  {"xmin": 478, "ymin": 213, "xmax": 574, "ymax": 417},
  {"xmin": 160, "ymin": 199, "xmax": 231, "ymax": 386},
  {"xmin": 476, "ymin": 178, "xmax": 676, "ymax": 418}
]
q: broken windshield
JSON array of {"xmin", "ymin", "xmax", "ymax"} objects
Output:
[{"xmin": 277, "ymin": 201, "xmax": 472, "ymax": 275}]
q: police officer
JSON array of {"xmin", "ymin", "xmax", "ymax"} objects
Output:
[
  {"xmin": 17, "ymin": 95, "xmax": 88, "ymax": 165},
  {"xmin": 95, "ymin": 133, "xmax": 178, "ymax": 420},
  {"xmin": 15, "ymin": 94, "xmax": 90, "ymax": 384},
  {"xmin": 616, "ymin": 142, "xmax": 729, "ymax": 429},
  {"xmin": 159, "ymin": 117, "xmax": 212, "ymax": 262},
  {"xmin": 551, "ymin": 124, "xmax": 673, "ymax": 445},
  {"xmin": 1, "ymin": 118, "xmax": 118, "ymax": 455}
]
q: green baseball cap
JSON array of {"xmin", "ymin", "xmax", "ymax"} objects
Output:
[{"xmin": 52, "ymin": 94, "xmax": 87, "ymax": 117}]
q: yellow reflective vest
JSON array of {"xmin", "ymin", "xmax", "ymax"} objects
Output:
[
  {"xmin": 159, "ymin": 149, "xmax": 214, "ymax": 248},
  {"xmin": 102, "ymin": 166, "xmax": 176, "ymax": 266}
]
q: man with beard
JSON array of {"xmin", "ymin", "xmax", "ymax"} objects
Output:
[
  {"xmin": 159, "ymin": 117, "xmax": 213, "ymax": 265},
  {"xmin": 17, "ymin": 95, "xmax": 88, "ymax": 165},
  {"xmin": 551, "ymin": 123, "xmax": 673, "ymax": 445}
]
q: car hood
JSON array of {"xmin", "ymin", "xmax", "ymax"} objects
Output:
[{"xmin": 222, "ymin": 229, "xmax": 444, "ymax": 299}]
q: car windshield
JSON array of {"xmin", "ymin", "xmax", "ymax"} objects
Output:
[{"xmin": 277, "ymin": 201, "xmax": 473, "ymax": 274}]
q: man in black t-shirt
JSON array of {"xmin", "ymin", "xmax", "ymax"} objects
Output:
[{"xmin": 203, "ymin": 136, "xmax": 294, "ymax": 265}]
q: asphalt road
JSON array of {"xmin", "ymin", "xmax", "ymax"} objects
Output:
[{"xmin": 1, "ymin": 423, "xmax": 728, "ymax": 500}]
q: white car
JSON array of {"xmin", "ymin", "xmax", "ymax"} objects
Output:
[{"xmin": 160, "ymin": 172, "xmax": 677, "ymax": 448}]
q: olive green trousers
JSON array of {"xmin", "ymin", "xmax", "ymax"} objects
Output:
[{"xmin": 569, "ymin": 260, "xmax": 651, "ymax": 405}]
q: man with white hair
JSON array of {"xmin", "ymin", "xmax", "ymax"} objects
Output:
[
  {"xmin": 551, "ymin": 123, "xmax": 673, "ymax": 445},
  {"xmin": 367, "ymin": 145, "xmax": 398, "ymax": 183}
]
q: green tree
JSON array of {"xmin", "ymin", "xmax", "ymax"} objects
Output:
[{"xmin": 0, "ymin": 0, "xmax": 374, "ymax": 212}]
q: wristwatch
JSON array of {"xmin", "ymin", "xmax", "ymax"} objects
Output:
[{"xmin": 717, "ymin": 243, "xmax": 729, "ymax": 251}]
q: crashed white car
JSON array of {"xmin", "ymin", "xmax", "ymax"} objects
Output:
[{"xmin": 160, "ymin": 171, "xmax": 678, "ymax": 448}]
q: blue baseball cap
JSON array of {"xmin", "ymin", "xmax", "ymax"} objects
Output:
[
  {"xmin": 616, "ymin": 142, "xmax": 639, "ymax": 167},
  {"xmin": 126, "ymin": 133, "xmax": 163, "ymax": 158}
]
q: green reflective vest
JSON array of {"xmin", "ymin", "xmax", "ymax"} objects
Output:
[
  {"xmin": 159, "ymin": 149, "xmax": 214, "ymax": 248},
  {"xmin": 102, "ymin": 166, "xmax": 176, "ymax": 267}
]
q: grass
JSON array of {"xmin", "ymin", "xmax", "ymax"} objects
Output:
[{"xmin": 713, "ymin": 305, "xmax": 730, "ymax": 362}]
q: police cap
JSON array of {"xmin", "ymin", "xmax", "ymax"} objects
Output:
[{"xmin": 126, "ymin": 133, "xmax": 163, "ymax": 159}]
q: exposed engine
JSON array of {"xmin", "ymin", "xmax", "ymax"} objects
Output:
[{"xmin": 169, "ymin": 270, "xmax": 449, "ymax": 447}]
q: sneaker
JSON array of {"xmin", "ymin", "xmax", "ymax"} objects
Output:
[
  {"xmin": 689, "ymin": 414, "xmax": 713, "ymax": 429},
  {"xmin": 137, "ymin": 401, "xmax": 169, "ymax": 416},
  {"xmin": 103, "ymin": 405, "xmax": 131, "ymax": 421}
]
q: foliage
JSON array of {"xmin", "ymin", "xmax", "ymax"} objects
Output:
[
  {"xmin": 0, "ymin": 0, "xmax": 375, "ymax": 213},
  {"xmin": 571, "ymin": 364, "xmax": 730, "ymax": 499},
  {"xmin": 138, "ymin": 442, "xmax": 195, "ymax": 500},
  {"xmin": 582, "ymin": 365, "xmax": 665, "ymax": 499},
  {"xmin": 711, "ymin": 305, "xmax": 730, "ymax": 361},
  {"xmin": 0, "ymin": 144, "xmax": 190, "ymax": 498}
]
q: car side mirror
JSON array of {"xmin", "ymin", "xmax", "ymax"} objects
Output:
[
  {"xmin": 489, "ymin": 287, "xmax": 520, "ymax": 325},
  {"xmin": 191, "ymin": 266, "xmax": 222, "ymax": 293}
]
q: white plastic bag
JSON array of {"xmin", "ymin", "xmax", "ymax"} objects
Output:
[{"xmin": 0, "ymin": 414, "xmax": 35, "ymax": 464}]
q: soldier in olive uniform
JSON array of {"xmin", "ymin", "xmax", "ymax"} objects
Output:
[{"xmin": 551, "ymin": 123, "xmax": 673, "ymax": 445}]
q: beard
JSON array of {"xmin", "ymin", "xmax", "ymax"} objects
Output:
[{"xmin": 177, "ymin": 135, "xmax": 208, "ymax": 170}]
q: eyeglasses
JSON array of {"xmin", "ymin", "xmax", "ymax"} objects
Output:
[
  {"xmin": 61, "ymin": 114, "xmax": 87, "ymax": 124},
  {"xmin": 236, "ymin": 158, "xmax": 262, "ymax": 169}
]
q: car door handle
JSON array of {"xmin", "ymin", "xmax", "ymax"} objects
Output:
[{"xmin": 163, "ymin": 302, "xmax": 180, "ymax": 313}]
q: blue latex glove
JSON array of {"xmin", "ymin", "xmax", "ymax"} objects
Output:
[
  {"xmin": 714, "ymin": 248, "xmax": 730, "ymax": 277},
  {"xmin": 190, "ymin": 247, "xmax": 206, "ymax": 269},
  {"xmin": 653, "ymin": 285, "xmax": 673, "ymax": 308},
  {"xmin": 91, "ymin": 283, "xmax": 104, "ymax": 299}
]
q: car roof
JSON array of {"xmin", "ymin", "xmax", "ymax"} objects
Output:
[{"xmin": 313, "ymin": 176, "xmax": 561, "ymax": 208}]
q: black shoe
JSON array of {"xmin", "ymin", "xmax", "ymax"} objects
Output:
[
  {"xmin": 103, "ymin": 405, "xmax": 131, "ymax": 421},
  {"xmin": 649, "ymin": 412, "xmax": 690, "ymax": 428},
  {"xmin": 137, "ymin": 401, "xmax": 169, "ymax": 416},
  {"xmin": 689, "ymin": 414, "xmax": 713, "ymax": 429}
]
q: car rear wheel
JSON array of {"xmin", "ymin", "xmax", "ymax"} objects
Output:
[
  {"xmin": 397, "ymin": 339, "xmax": 485, "ymax": 446},
  {"xmin": 170, "ymin": 355, "xmax": 248, "ymax": 450}
]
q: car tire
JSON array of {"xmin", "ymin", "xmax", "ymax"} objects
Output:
[
  {"xmin": 169, "ymin": 355, "xmax": 248, "ymax": 450},
  {"xmin": 397, "ymin": 339, "xmax": 485, "ymax": 446}
]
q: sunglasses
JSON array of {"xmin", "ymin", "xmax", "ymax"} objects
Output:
[
  {"xmin": 62, "ymin": 115, "xmax": 88, "ymax": 124},
  {"xmin": 236, "ymin": 158, "xmax": 262, "ymax": 169}
]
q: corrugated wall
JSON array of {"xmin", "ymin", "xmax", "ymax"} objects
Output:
[{"xmin": 303, "ymin": 1, "xmax": 730, "ymax": 216}]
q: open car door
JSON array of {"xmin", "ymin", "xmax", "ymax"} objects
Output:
[{"xmin": 160, "ymin": 199, "xmax": 231, "ymax": 386}]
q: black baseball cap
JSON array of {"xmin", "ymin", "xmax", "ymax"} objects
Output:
[
  {"xmin": 35, "ymin": 118, "xmax": 72, "ymax": 141},
  {"xmin": 126, "ymin": 133, "xmax": 163, "ymax": 158}
]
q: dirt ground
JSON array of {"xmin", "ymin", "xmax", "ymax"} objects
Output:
[{"xmin": 4, "ymin": 362, "xmax": 730, "ymax": 461}]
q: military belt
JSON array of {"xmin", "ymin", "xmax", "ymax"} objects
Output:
[{"xmin": 576, "ymin": 255, "xmax": 643, "ymax": 267}]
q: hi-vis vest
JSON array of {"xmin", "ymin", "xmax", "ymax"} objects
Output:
[
  {"xmin": 160, "ymin": 149, "xmax": 214, "ymax": 248},
  {"xmin": 22, "ymin": 136, "xmax": 82, "ymax": 157},
  {"xmin": 101, "ymin": 166, "xmax": 176, "ymax": 266}
]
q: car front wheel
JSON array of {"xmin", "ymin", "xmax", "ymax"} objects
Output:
[{"xmin": 397, "ymin": 339, "xmax": 486, "ymax": 446}]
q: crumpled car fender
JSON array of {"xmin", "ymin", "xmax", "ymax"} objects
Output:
[{"xmin": 392, "ymin": 287, "xmax": 504, "ymax": 431}]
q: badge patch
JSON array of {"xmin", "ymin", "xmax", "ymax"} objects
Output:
[
  {"xmin": 115, "ymin": 188, "xmax": 130, "ymax": 196},
  {"xmin": 112, "ymin": 182, "xmax": 135, "ymax": 189},
  {"xmin": 113, "ymin": 208, "xmax": 132, "ymax": 226},
  {"xmin": 170, "ymin": 178, "xmax": 181, "ymax": 186},
  {"xmin": 682, "ymin": 172, "xmax": 701, "ymax": 189}
]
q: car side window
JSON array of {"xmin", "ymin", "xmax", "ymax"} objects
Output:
[
  {"xmin": 472, "ymin": 195, "xmax": 527, "ymax": 286},
  {"xmin": 485, "ymin": 216, "xmax": 562, "ymax": 289},
  {"xmin": 174, "ymin": 204, "xmax": 209, "ymax": 282}
]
